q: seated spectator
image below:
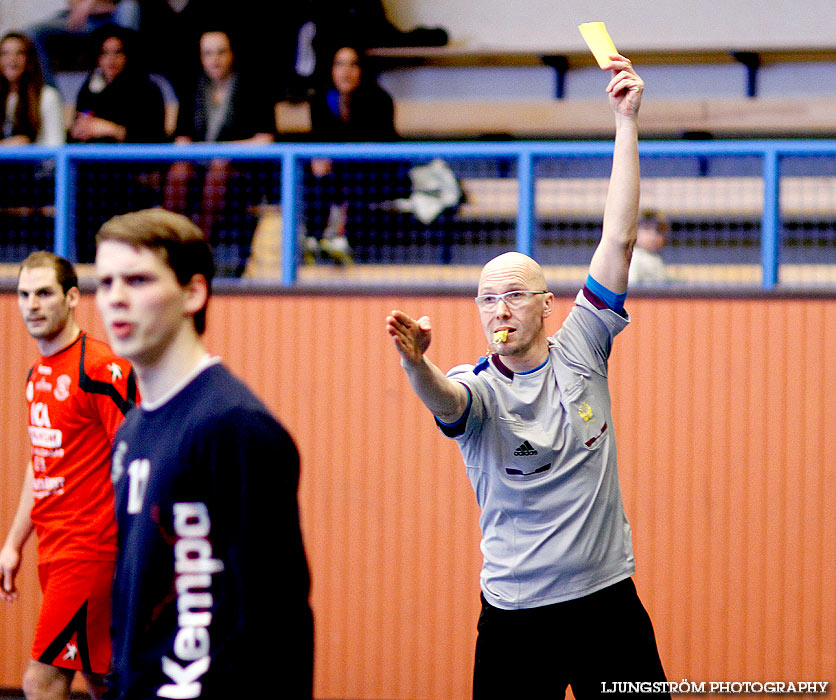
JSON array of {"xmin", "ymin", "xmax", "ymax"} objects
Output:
[
  {"xmin": 164, "ymin": 28, "xmax": 275, "ymax": 275},
  {"xmin": 172, "ymin": 29, "xmax": 275, "ymax": 146},
  {"xmin": 24, "ymin": 0, "xmax": 140, "ymax": 87},
  {"xmin": 629, "ymin": 209, "xmax": 670, "ymax": 284},
  {"xmin": 69, "ymin": 25, "xmax": 166, "ymax": 143},
  {"xmin": 309, "ymin": 45, "xmax": 396, "ymax": 142},
  {"xmin": 299, "ymin": 1, "xmax": 447, "ymax": 94},
  {"xmin": 0, "ymin": 32, "xmax": 64, "ymax": 248},
  {"xmin": 136, "ymin": 0, "xmax": 223, "ymax": 105},
  {"xmin": 0, "ymin": 32, "xmax": 65, "ymax": 146},
  {"xmin": 259, "ymin": 1, "xmax": 447, "ymax": 103},
  {"xmin": 305, "ymin": 44, "xmax": 400, "ymax": 263}
]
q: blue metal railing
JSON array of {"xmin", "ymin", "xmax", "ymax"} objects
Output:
[{"xmin": 4, "ymin": 139, "xmax": 836, "ymax": 288}]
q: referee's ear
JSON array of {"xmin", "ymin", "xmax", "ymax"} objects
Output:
[{"xmin": 541, "ymin": 292, "xmax": 555, "ymax": 318}]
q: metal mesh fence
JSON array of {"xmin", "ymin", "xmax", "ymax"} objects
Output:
[
  {"xmin": 73, "ymin": 159, "xmax": 282, "ymax": 277},
  {"xmin": 0, "ymin": 159, "xmax": 55, "ymax": 262},
  {"xmin": 296, "ymin": 156, "xmax": 528, "ymax": 271},
  {"xmin": 779, "ymin": 154, "xmax": 836, "ymax": 285},
  {"xmin": 291, "ymin": 152, "xmax": 776, "ymax": 287},
  {"xmin": 286, "ymin": 152, "xmax": 782, "ymax": 285},
  {"xmin": 533, "ymin": 154, "xmax": 768, "ymax": 285},
  {"xmin": 1, "ymin": 144, "xmax": 835, "ymax": 288}
]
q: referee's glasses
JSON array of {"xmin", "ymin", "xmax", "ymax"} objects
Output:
[{"xmin": 474, "ymin": 290, "xmax": 548, "ymax": 310}]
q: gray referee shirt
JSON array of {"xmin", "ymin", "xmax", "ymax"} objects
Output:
[{"xmin": 439, "ymin": 289, "xmax": 635, "ymax": 610}]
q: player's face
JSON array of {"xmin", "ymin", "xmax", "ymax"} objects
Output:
[
  {"xmin": 200, "ymin": 32, "xmax": 234, "ymax": 83},
  {"xmin": 17, "ymin": 266, "xmax": 75, "ymax": 341},
  {"xmin": 332, "ymin": 47, "xmax": 361, "ymax": 95},
  {"xmin": 95, "ymin": 241, "xmax": 193, "ymax": 368},
  {"xmin": 477, "ymin": 261, "xmax": 552, "ymax": 365}
]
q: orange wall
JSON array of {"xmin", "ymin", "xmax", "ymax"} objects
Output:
[{"xmin": 1, "ymin": 292, "xmax": 834, "ymax": 697}]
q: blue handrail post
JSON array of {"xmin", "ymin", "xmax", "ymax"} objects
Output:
[
  {"xmin": 281, "ymin": 151, "xmax": 299, "ymax": 286},
  {"xmin": 516, "ymin": 149, "xmax": 535, "ymax": 257},
  {"xmin": 761, "ymin": 148, "xmax": 780, "ymax": 289},
  {"xmin": 53, "ymin": 149, "xmax": 77, "ymax": 261}
]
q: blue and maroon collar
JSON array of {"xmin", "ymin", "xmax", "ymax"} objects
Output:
[{"xmin": 474, "ymin": 353, "xmax": 548, "ymax": 379}]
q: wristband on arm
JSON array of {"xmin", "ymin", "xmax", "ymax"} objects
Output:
[{"xmin": 585, "ymin": 274, "xmax": 627, "ymax": 314}]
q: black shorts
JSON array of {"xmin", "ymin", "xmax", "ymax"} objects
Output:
[{"xmin": 473, "ymin": 577, "xmax": 669, "ymax": 700}]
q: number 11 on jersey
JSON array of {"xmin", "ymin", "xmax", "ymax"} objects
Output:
[{"xmin": 126, "ymin": 458, "xmax": 150, "ymax": 514}]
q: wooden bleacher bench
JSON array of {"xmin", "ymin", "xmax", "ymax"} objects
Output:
[
  {"xmin": 395, "ymin": 97, "xmax": 836, "ymax": 138},
  {"xmin": 365, "ymin": 45, "xmax": 836, "ymax": 71},
  {"xmin": 366, "ymin": 44, "xmax": 836, "ymax": 103},
  {"xmin": 274, "ymin": 95, "xmax": 836, "ymax": 220},
  {"xmin": 276, "ymin": 96, "xmax": 836, "ymax": 140},
  {"xmin": 275, "ymin": 101, "xmax": 312, "ymax": 135},
  {"xmin": 459, "ymin": 176, "xmax": 836, "ymax": 220}
]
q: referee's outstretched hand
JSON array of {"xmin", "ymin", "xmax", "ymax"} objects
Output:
[{"xmin": 386, "ymin": 310, "xmax": 432, "ymax": 367}]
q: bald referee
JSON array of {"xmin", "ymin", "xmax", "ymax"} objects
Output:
[{"xmin": 386, "ymin": 55, "xmax": 668, "ymax": 698}]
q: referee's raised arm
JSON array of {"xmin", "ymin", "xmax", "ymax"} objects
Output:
[{"xmin": 588, "ymin": 53, "xmax": 644, "ymax": 294}]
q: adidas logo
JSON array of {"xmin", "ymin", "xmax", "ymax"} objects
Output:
[{"xmin": 513, "ymin": 441, "xmax": 538, "ymax": 456}]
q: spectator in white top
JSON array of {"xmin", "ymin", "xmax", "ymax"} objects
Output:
[{"xmin": 0, "ymin": 32, "xmax": 65, "ymax": 146}]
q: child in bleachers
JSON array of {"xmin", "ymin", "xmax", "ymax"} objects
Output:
[{"xmin": 629, "ymin": 209, "xmax": 669, "ymax": 284}]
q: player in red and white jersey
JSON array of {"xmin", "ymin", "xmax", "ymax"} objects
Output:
[{"xmin": 1, "ymin": 251, "xmax": 137, "ymax": 700}]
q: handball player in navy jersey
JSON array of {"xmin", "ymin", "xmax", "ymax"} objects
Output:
[{"xmin": 94, "ymin": 208, "xmax": 313, "ymax": 699}]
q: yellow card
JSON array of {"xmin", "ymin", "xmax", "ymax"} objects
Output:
[{"xmin": 578, "ymin": 22, "xmax": 618, "ymax": 68}]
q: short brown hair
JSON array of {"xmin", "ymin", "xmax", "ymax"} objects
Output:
[
  {"xmin": 639, "ymin": 209, "xmax": 668, "ymax": 233},
  {"xmin": 96, "ymin": 208, "xmax": 215, "ymax": 334},
  {"xmin": 19, "ymin": 251, "xmax": 78, "ymax": 294}
]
